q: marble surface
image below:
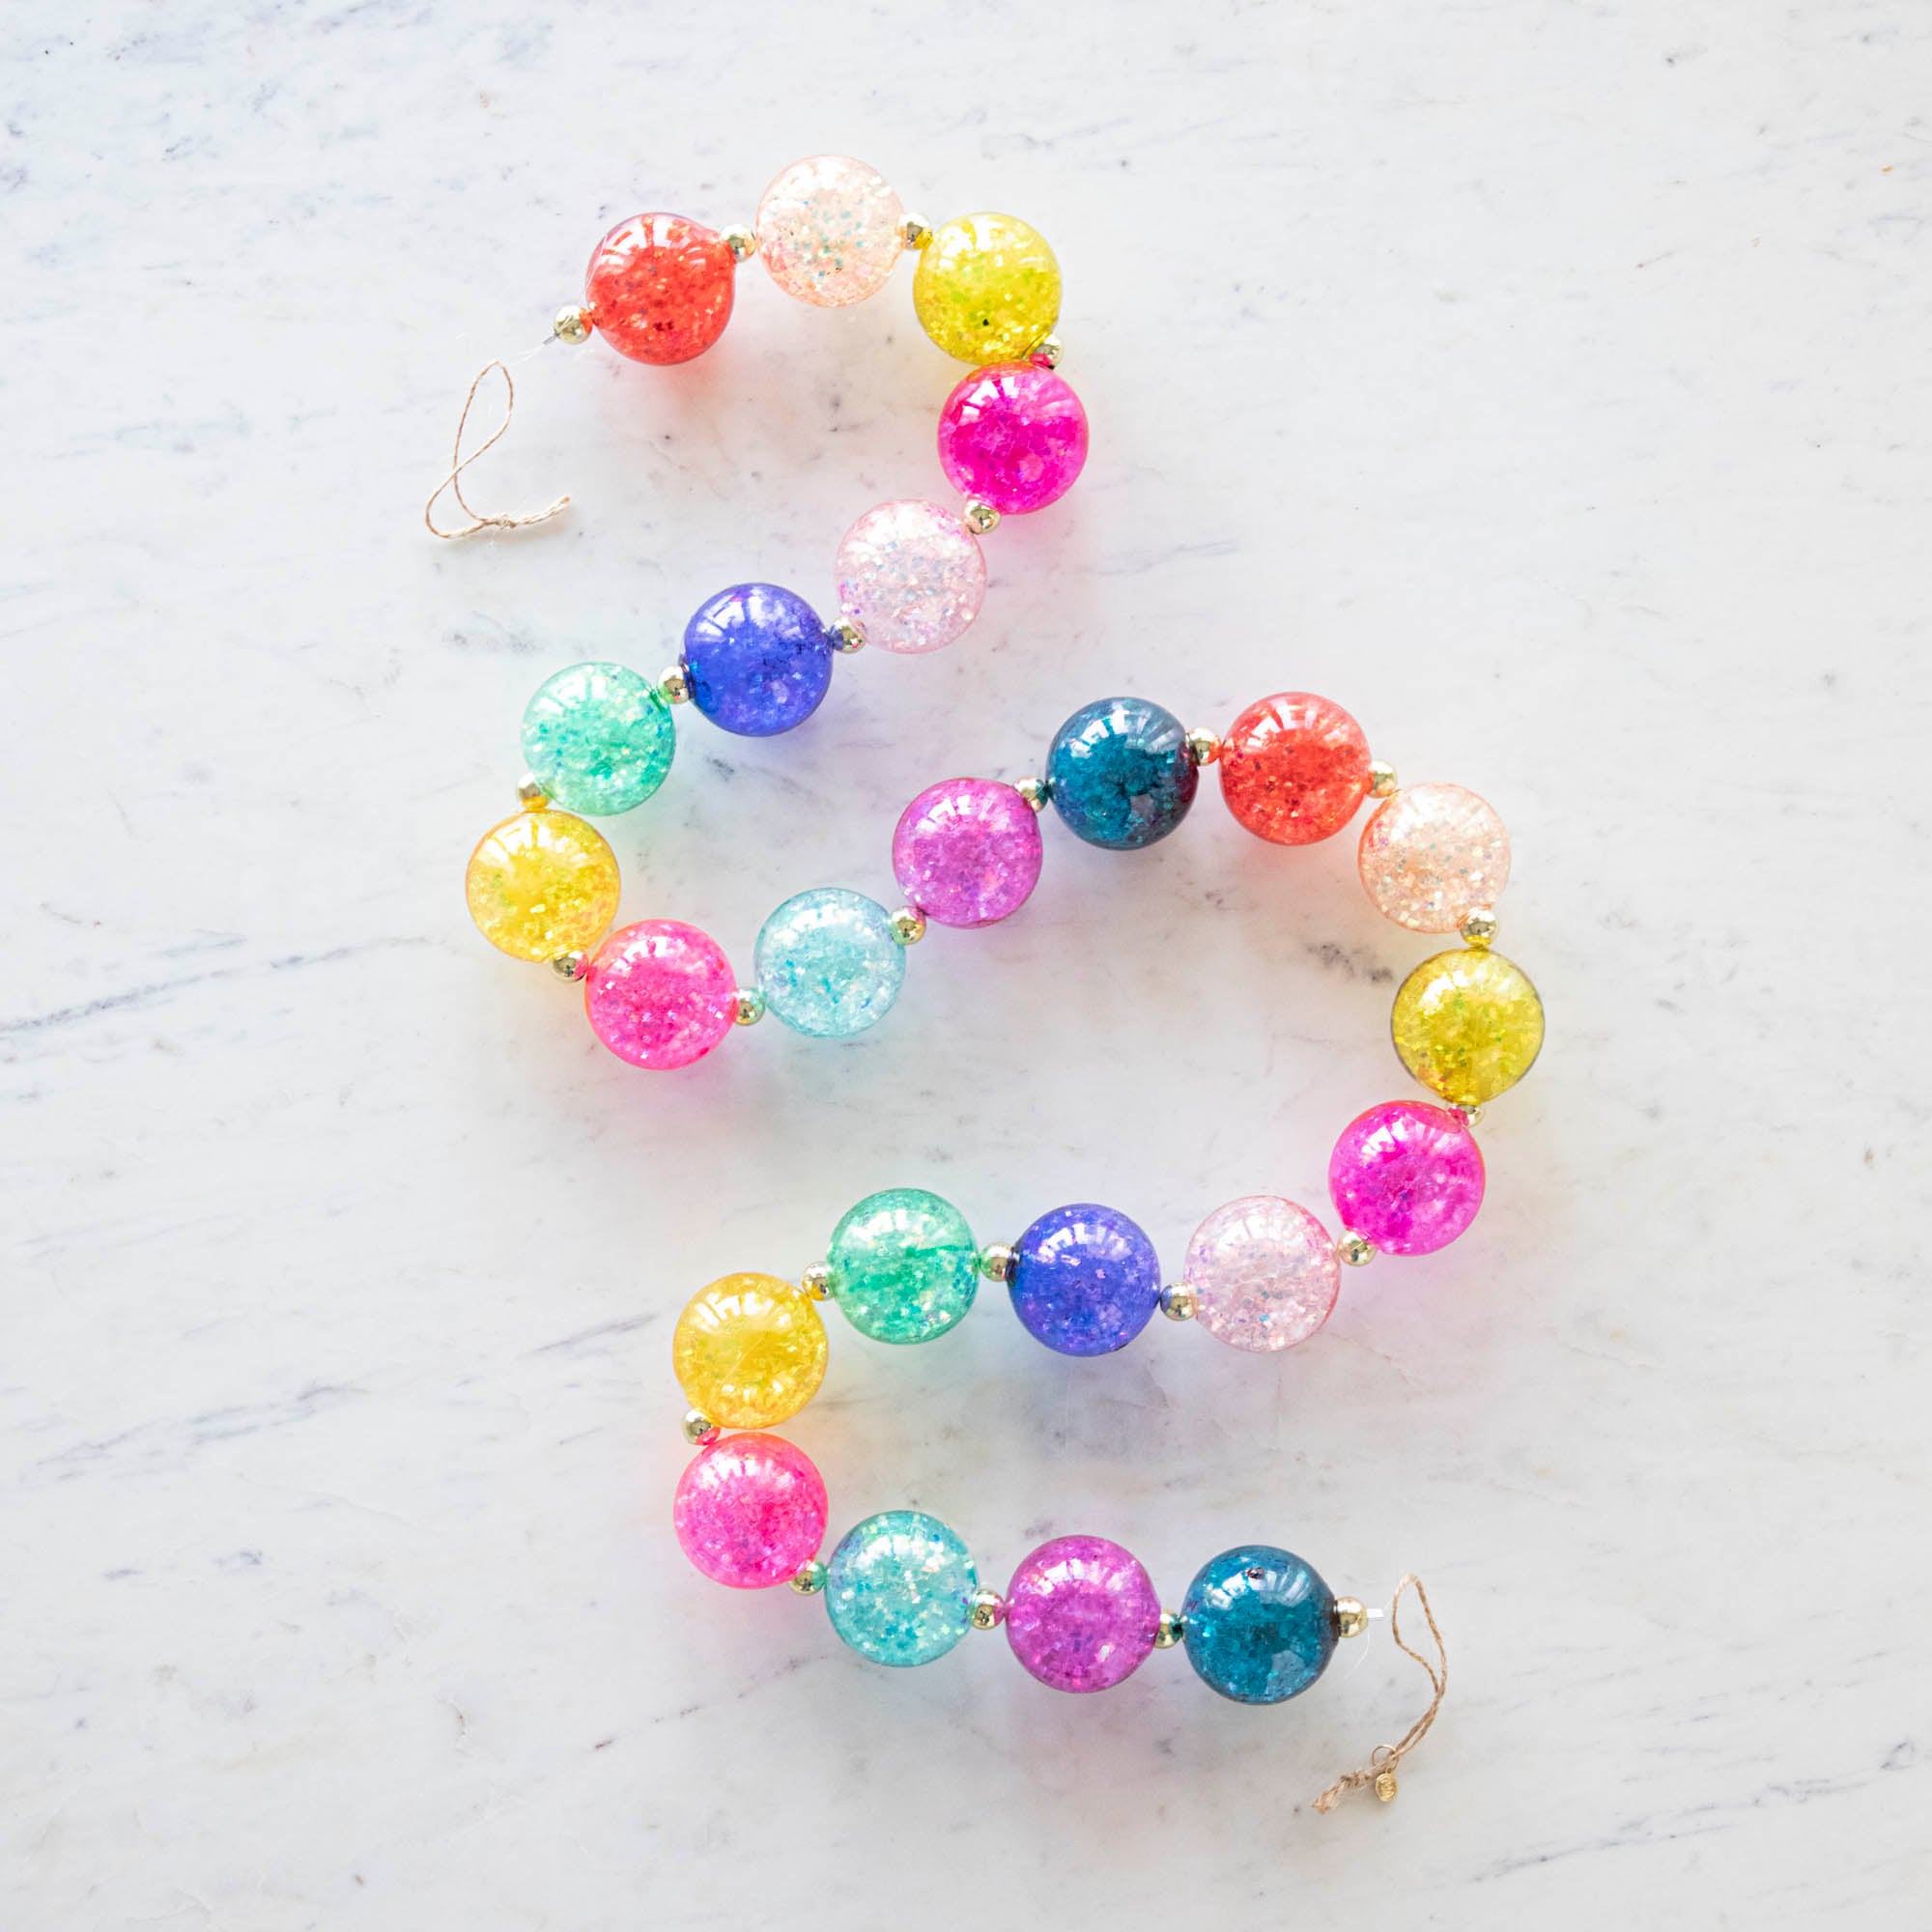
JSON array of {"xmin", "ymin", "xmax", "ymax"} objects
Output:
[{"xmin": 4, "ymin": 4, "xmax": 1927, "ymax": 1925}]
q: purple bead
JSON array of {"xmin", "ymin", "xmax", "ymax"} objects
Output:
[
  {"xmin": 1005, "ymin": 1535, "xmax": 1161, "ymax": 1692},
  {"xmin": 1009, "ymin": 1203, "xmax": 1161, "ymax": 1355},
  {"xmin": 1327, "ymin": 1100, "xmax": 1486, "ymax": 1256},
  {"xmin": 936, "ymin": 363, "xmax": 1089, "ymax": 514},
  {"xmin": 891, "ymin": 778, "xmax": 1043, "ymax": 928}
]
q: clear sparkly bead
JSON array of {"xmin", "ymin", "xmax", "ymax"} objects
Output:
[
  {"xmin": 835, "ymin": 500, "xmax": 987, "ymax": 654},
  {"xmin": 756, "ymin": 156, "xmax": 905, "ymax": 307},
  {"xmin": 1358, "ymin": 782, "xmax": 1511, "ymax": 933},
  {"xmin": 1182, "ymin": 1196, "xmax": 1340, "ymax": 1352}
]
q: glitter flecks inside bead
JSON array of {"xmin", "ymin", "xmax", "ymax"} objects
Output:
[
  {"xmin": 466, "ymin": 809, "xmax": 621, "ymax": 962},
  {"xmin": 826, "ymin": 1187, "xmax": 980, "ymax": 1344},
  {"xmin": 1004, "ymin": 1535, "xmax": 1162, "ymax": 1693},
  {"xmin": 673, "ymin": 1432, "xmax": 828, "ymax": 1589},
  {"xmin": 520, "ymin": 662, "xmax": 677, "ymax": 816},
  {"xmin": 1328, "ymin": 1100, "xmax": 1486, "ymax": 1257},
  {"xmin": 672, "ymin": 1272, "xmax": 830, "ymax": 1429},
  {"xmin": 824, "ymin": 1511, "xmax": 978, "ymax": 1667},
  {"xmin": 835, "ymin": 500, "xmax": 986, "ymax": 654},
  {"xmin": 583, "ymin": 919, "xmax": 738, "ymax": 1069},
  {"xmin": 1009, "ymin": 1203, "xmax": 1162, "ymax": 1356},
  {"xmin": 1218, "ymin": 693, "xmax": 1372, "ymax": 846},
  {"xmin": 753, "ymin": 889, "xmax": 905, "ymax": 1038},
  {"xmin": 1046, "ymin": 697, "xmax": 1198, "ymax": 850},
  {"xmin": 912, "ymin": 212, "xmax": 1062, "ymax": 362},
  {"xmin": 583, "ymin": 213, "xmax": 736, "ymax": 364},
  {"xmin": 756, "ymin": 156, "xmax": 905, "ymax": 307},
  {"xmin": 1359, "ymin": 782, "xmax": 1512, "ymax": 933},
  {"xmin": 1183, "ymin": 1196, "xmax": 1341, "ymax": 1352},
  {"xmin": 891, "ymin": 778, "xmax": 1043, "ymax": 927},
  {"xmin": 936, "ymin": 363, "xmax": 1089, "ymax": 514},
  {"xmin": 1181, "ymin": 1545, "xmax": 1338, "ymax": 1705},
  {"xmin": 682, "ymin": 582, "xmax": 834, "ymax": 737},
  {"xmin": 1391, "ymin": 948, "xmax": 1545, "ymax": 1106}
]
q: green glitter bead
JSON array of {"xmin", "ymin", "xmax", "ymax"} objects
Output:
[
  {"xmin": 827, "ymin": 1188, "xmax": 980, "ymax": 1345},
  {"xmin": 824, "ymin": 1511, "xmax": 978, "ymax": 1667},
  {"xmin": 521, "ymin": 662, "xmax": 676, "ymax": 815}
]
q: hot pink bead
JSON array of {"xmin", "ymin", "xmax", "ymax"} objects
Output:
[
  {"xmin": 1328, "ymin": 1101, "xmax": 1486, "ymax": 1256},
  {"xmin": 673, "ymin": 1433, "xmax": 828, "ymax": 1589},
  {"xmin": 936, "ymin": 362, "xmax": 1089, "ymax": 514},
  {"xmin": 1005, "ymin": 1535, "xmax": 1161, "ymax": 1692},
  {"xmin": 584, "ymin": 919, "xmax": 738, "ymax": 1069},
  {"xmin": 835, "ymin": 500, "xmax": 987, "ymax": 654},
  {"xmin": 891, "ymin": 778, "xmax": 1043, "ymax": 927},
  {"xmin": 1183, "ymin": 1196, "xmax": 1340, "ymax": 1351}
]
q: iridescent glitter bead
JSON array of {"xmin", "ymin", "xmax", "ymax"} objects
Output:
[
  {"xmin": 466, "ymin": 810, "xmax": 620, "ymax": 962},
  {"xmin": 1181, "ymin": 1545, "xmax": 1338, "ymax": 1705},
  {"xmin": 891, "ymin": 778, "xmax": 1043, "ymax": 927},
  {"xmin": 1218, "ymin": 693, "xmax": 1371, "ymax": 846},
  {"xmin": 583, "ymin": 213, "xmax": 735, "ymax": 364},
  {"xmin": 1009, "ymin": 1203, "xmax": 1162, "ymax": 1356},
  {"xmin": 1183, "ymin": 1196, "xmax": 1341, "ymax": 1352},
  {"xmin": 756, "ymin": 155, "xmax": 905, "ymax": 307},
  {"xmin": 753, "ymin": 889, "xmax": 905, "ymax": 1038},
  {"xmin": 583, "ymin": 919, "xmax": 738, "ymax": 1069},
  {"xmin": 835, "ymin": 500, "xmax": 986, "ymax": 654},
  {"xmin": 682, "ymin": 583, "xmax": 834, "ymax": 737},
  {"xmin": 1391, "ymin": 949, "xmax": 1545, "ymax": 1106},
  {"xmin": 1359, "ymin": 782, "xmax": 1512, "ymax": 932},
  {"xmin": 1004, "ymin": 1535, "xmax": 1162, "ymax": 1693},
  {"xmin": 826, "ymin": 1187, "xmax": 980, "ymax": 1344},
  {"xmin": 936, "ymin": 363, "xmax": 1089, "ymax": 515},
  {"xmin": 1328, "ymin": 1101, "xmax": 1486, "ymax": 1256},
  {"xmin": 520, "ymin": 662, "xmax": 676, "ymax": 816},
  {"xmin": 672, "ymin": 1272, "xmax": 829, "ymax": 1429},
  {"xmin": 912, "ymin": 212, "xmax": 1062, "ymax": 362},
  {"xmin": 673, "ymin": 1432, "xmax": 828, "ymax": 1589},
  {"xmin": 1046, "ymin": 697, "xmax": 1198, "ymax": 850},
  {"xmin": 824, "ymin": 1511, "xmax": 979, "ymax": 1667}
]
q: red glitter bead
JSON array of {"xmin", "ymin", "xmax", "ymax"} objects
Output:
[
  {"xmin": 583, "ymin": 213, "xmax": 735, "ymax": 365},
  {"xmin": 1219, "ymin": 693, "xmax": 1372, "ymax": 845}
]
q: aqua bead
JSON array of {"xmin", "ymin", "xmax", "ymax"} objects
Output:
[
  {"xmin": 1045, "ymin": 696, "xmax": 1198, "ymax": 850},
  {"xmin": 827, "ymin": 1188, "xmax": 979, "ymax": 1344},
  {"xmin": 1180, "ymin": 1545, "xmax": 1338, "ymax": 1705},
  {"xmin": 754, "ymin": 888, "xmax": 905, "ymax": 1037},
  {"xmin": 521, "ymin": 662, "xmax": 676, "ymax": 815},
  {"xmin": 682, "ymin": 582, "xmax": 833, "ymax": 737},
  {"xmin": 824, "ymin": 1511, "xmax": 978, "ymax": 1666}
]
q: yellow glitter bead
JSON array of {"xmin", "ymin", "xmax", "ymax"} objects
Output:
[
  {"xmin": 912, "ymin": 212, "xmax": 1061, "ymax": 363},
  {"xmin": 465, "ymin": 809, "xmax": 620, "ymax": 963},
  {"xmin": 1391, "ymin": 948, "xmax": 1545, "ymax": 1106},
  {"xmin": 672, "ymin": 1272, "xmax": 829, "ymax": 1429}
]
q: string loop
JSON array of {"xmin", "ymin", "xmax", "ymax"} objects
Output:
[
  {"xmin": 424, "ymin": 359, "xmax": 570, "ymax": 540},
  {"xmin": 1312, "ymin": 1574, "xmax": 1446, "ymax": 1813}
]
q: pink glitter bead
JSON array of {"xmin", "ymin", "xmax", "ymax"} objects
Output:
[
  {"xmin": 1328, "ymin": 1101, "xmax": 1486, "ymax": 1257},
  {"xmin": 1183, "ymin": 1196, "xmax": 1340, "ymax": 1352},
  {"xmin": 673, "ymin": 1433, "xmax": 828, "ymax": 1589},
  {"xmin": 835, "ymin": 500, "xmax": 987, "ymax": 654},
  {"xmin": 756, "ymin": 155, "xmax": 905, "ymax": 308},
  {"xmin": 1005, "ymin": 1535, "xmax": 1161, "ymax": 1692},
  {"xmin": 584, "ymin": 919, "xmax": 738, "ymax": 1070},
  {"xmin": 936, "ymin": 362, "xmax": 1089, "ymax": 514},
  {"xmin": 1358, "ymin": 782, "xmax": 1511, "ymax": 933},
  {"xmin": 891, "ymin": 779, "xmax": 1043, "ymax": 927}
]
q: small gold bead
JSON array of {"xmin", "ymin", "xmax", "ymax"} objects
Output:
[
  {"xmin": 899, "ymin": 213, "xmax": 932, "ymax": 251},
  {"xmin": 1333, "ymin": 1597, "xmax": 1369, "ymax": 1640},
  {"xmin": 1374, "ymin": 1768, "xmax": 1399, "ymax": 1804},
  {"xmin": 1337, "ymin": 1231, "xmax": 1377, "ymax": 1267},
  {"xmin": 889, "ymin": 906, "xmax": 926, "ymax": 946},
  {"xmin": 681, "ymin": 1408, "xmax": 720, "ymax": 1446},
  {"xmin": 733, "ymin": 988, "xmax": 765, "ymax": 1027},
  {"xmin": 980, "ymin": 1241, "xmax": 1017, "ymax": 1283},
  {"xmin": 968, "ymin": 1587, "xmax": 1006, "ymax": 1631},
  {"xmin": 962, "ymin": 497, "xmax": 1000, "ymax": 536},
  {"xmin": 1184, "ymin": 727, "xmax": 1222, "ymax": 767},
  {"xmin": 516, "ymin": 773, "xmax": 552, "ymax": 809},
  {"xmin": 550, "ymin": 950, "xmax": 589, "ymax": 983},
  {"xmin": 1153, "ymin": 1608, "xmax": 1184, "ymax": 1649},
  {"xmin": 828, "ymin": 617, "xmax": 866, "ymax": 654},
  {"xmin": 553, "ymin": 303, "xmax": 592, "ymax": 345},
  {"xmin": 801, "ymin": 1264, "xmax": 834, "ymax": 1301},
  {"xmin": 1015, "ymin": 776, "xmax": 1051, "ymax": 812},
  {"xmin": 1368, "ymin": 759, "xmax": 1399, "ymax": 800},
  {"xmin": 1158, "ymin": 1284, "xmax": 1198, "ymax": 1322},
  {"xmin": 1031, "ymin": 331, "xmax": 1064, "ymax": 370},
  {"xmin": 721, "ymin": 224, "xmax": 759, "ymax": 263},
  {"xmin": 659, "ymin": 665, "xmax": 693, "ymax": 705},
  {"xmin": 1459, "ymin": 905, "xmax": 1498, "ymax": 949},
  {"xmin": 788, "ymin": 1558, "xmax": 827, "ymax": 1595},
  {"xmin": 1452, "ymin": 1100, "xmax": 1484, "ymax": 1128}
]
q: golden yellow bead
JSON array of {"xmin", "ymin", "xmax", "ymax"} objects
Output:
[
  {"xmin": 912, "ymin": 212, "xmax": 1061, "ymax": 362},
  {"xmin": 1391, "ymin": 947, "xmax": 1545, "ymax": 1106},
  {"xmin": 465, "ymin": 809, "xmax": 620, "ymax": 963},
  {"xmin": 672, "ymin": 1272, "xmax": 829, "ymax": 1430}
]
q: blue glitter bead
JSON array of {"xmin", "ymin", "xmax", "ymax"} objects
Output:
[
  {"xmin": 1009, "ymin": 1202, "xmax": 1161, "ymax": 1355},
  {"xmin": 1180, "ymin": 1545, "xmax": 1338, "ymax": 1704},
  {"xmin": 521, "ymin": 661, "xmax": 677, "ymax": 815},
  {"xmin": 753, "ymin": 889, "xmax": 905, "ymax": 1037},
  {"xmin": 682, "ymin": 582, "xmax": 834, "ymax": 737},
  {"xmin": 1045, "ymin": 696, "xmax": 1198, "ymax": 849},
  {"xmin": 824, "ymin": 1511, "xmax": 978, "ymax": 1667}
]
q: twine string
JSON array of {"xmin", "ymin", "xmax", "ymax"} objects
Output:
[
  {"xmin": 1311, "ymin": 1574, "xmax": 1446, "ymax": 1813},
  {"xmin": 424, "ymin": 359, "xmax": 570, "ymax": 540}
]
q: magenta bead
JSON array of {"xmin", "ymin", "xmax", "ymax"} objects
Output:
[
  {"xmin": 673, "ymin": 1433, "xmax": 828, "ymax": 1589},
  {"xmin": 1004, "ymin": 1535, "xmax": 1161, "ymax": 1692},
  {"xmin": 584, "ymin": 919, "xmax": 738, "ymax": 1069},
  {"xmin": 936, "ymin": 362, "xmax": 1089, "ymax": 514},
  {"xmin": 1327, "ymin": 1101, "xmax": 1486, "ymax": 1256},
  {"xmin": 891, "ymin": 778, "xmax": 1043, "ymax": 927}
]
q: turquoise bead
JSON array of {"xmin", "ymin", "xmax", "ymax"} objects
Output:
[
  {"xmin": 521, "ymin": 662, "xmax": 676, "ymax": 815},
  {"xmin": 1045, "ymin": 696, "xmax": 1197, "ymax": 850},
  {"xmin": 1180, "ymin": 1544, "xmax": 1337, "ymax": 1704},
  {"xmin": 824, "ymin": 1511, "xmax": 977, "ymax": 1666},
  {"xmin": 827, "ymin": 1188, "xmax": 979, "ymax": 1344},
  {"xmin": 754, "ymin": 889, "xmax": 905, "ymax": 1037}
]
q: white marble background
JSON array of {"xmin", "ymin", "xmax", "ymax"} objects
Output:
[{"xmin": 3, "ymin": 2, "xmax": 1927, "ymax": 1925}]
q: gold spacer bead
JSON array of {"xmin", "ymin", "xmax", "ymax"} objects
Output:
[
  {"xmin": 1459, "ymin": 905, "xmax": 1498, "ymax": 948},
  {"xmin": 962, "ymin": 497, "xmax": 1001, "ymax": 536},
  {"xmin": 732, "ymin": 988, "xmax": 765, "ymax": 1027},
  {"xmin": 1015, "ymin": 776, "xmax": 1051, "ymax": 812},
  {"xmin": 1031, "ymin": 331, "xmax": 1064, "ymax": 370},
  {"xmin": 721, "ymin": 224, "xmax": 759, "ymax": 263},
  {"xmin": 553, "ymin": 303, "xmax": 592, "ymax": 345},
  {"xmin": 980, "ymin": 1241, "xmax": 1017, "ymax": 1283},
  {"xmin": 550, "ymin": 950, "xmax": 589, "ymax": 983},
  {"xmin": 1374, "ymin": 1768, "xmax": 1399, "ymax": 1804},
  {"xmin": 1154, "ymin": 1608, "xmax": 1184, "ymax": 1649},
  {"xmin": 1333, "ymin": 1597, "xmax": 1369, "ymax": 1640},
  {"xmin": 660, "ymin": 665, "xmax": 693, "ymax": 705},
  {"xmin": 1337, "ymin": 1231, "xmax": 1377, "ymax": 1267},
  {"xmin": 1184, "ymin": 727, "xmax": 1222, "ymax": 767},
  {"xmin": 828, "ymin": 617, "xmax": 866, "ymax": 654},
  {"xmin": 516, "ymin": 773, "xmax": 552, "ymax": 809},
  {"xmin": 899, "ymin": 213, "xmax": 932, "ymax": 251},
  {"xmin": 889, "ymin": 906, "xmax": 926, "ymax": 946},
  {"xmin": 1159, "ymin": 1284, "xmax": 1198, "ymax": 1322},
  {"xmin": 801, "ymin": 1264, "xmax": 834, "ymax": 1301},
  {"xmin": 1452, "ymin": 1100, "xmax": 1484, "ymax": 1128},
  {"xmin": 1368, "ymin": 759, "xmax": 1399, "ymax": 800},
  {"xmin": 788, "ymin": 1557, "xmax": 827, "ymax": 1595},
  {"xmin": 681, "ymin": 1408, "xmax": 720, "ymax": 1446},
  {"xmin": 968, "ymin": 1587, "xmax": 1006, "ymax": 1631}
]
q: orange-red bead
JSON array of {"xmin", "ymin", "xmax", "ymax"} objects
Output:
[
  {"xmin": 584, "ymin": 213, "xmax": 735, "ymax": 365},
  {"xmin": 1218, "ymin": 693, "xmax": 1372, "ymax": 846}
]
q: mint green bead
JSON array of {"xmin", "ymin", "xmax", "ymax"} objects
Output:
[
  {"xmin": 521, "ymin": 662, "xmax": 676, "ymax": 815},
  {"xmin": 827, "ymin": 1188, "xmax": 979, "ymax": 1344},
  {"xmin": 824, "ymin": 1511, "xmax": 977, "ymax": 1667}
]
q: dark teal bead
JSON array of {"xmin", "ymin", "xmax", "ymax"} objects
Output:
[
  {"xmin": 1045, "ymin": 696, "xmax": 1197, "ymax": 849},
  {"xmin": 1180, "ymin": 1545, "xmax": 1338, "ymax": 1704}
]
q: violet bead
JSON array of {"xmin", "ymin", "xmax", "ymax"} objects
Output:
[
  {"xmin": 1327, "ymin": 1101, "xmax": 1486, "ymax": 1256},
  {"xmin": 682, "ymin": 582, "xmax": 833, "ymax": 737},
  {"xmin": 1009, "ymin": 1203, "xmax": 1161, "ymax": 1355},
  {"xmin": 672, "ymin": 1433, "xmax": 828, "ymax": 1589},
  {"xmin": 1005, "ymin": 1535, "xmax": 1162, "ymax": 1692},
  {"xmin": 891, "ymin": 778, "xmax": 1043, "ymax": 927},
  {"xmin": 936, "ymin": 362, "xmax": 1089, "ymax": 514}
]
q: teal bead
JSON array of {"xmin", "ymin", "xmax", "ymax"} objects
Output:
[
  {"xmin": 824, "ymin": 1511, "xmax": 977, "ymax": 1666},
  {"xmin": 827, "ymin": 1188, "xmax": 979, "ymax": 1344},
  {"xmin": 521, "ymin": 662, "xmax": 676, "ymax": 815},
  {"xmin": 754, "ymin": 889, "xmax": 905, "ymax": 1037},
  {"xmin": 1180, "ymin": 1544, "xmax": 1338, "ymax": 1704}
]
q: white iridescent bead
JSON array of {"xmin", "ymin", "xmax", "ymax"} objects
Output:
[
  {"xmin": 756, "ymin": 156, "xmax": 905, "ymax": 308},
  {"xmin": 835, "ymin": 499, "xmax": 987, "ymax": 654},
  {"xmin": 1182, "ymin": 1196, "xmax": 1341, "ymax": 1352},
  {"xmin": 1358, "ymin": 782, "xmax": 1511, "ymax": 933}
]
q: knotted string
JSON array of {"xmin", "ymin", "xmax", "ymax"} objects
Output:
[
  {"xmin": 1312, "ymin": 1575, "xmax": 1446, "ymax": 1813},
  {"xmin": 423, "ymin": 359, "xmax": 571, "ymax": 540}
]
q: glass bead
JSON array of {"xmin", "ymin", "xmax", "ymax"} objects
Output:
[
  {"xmin": 520, "ymin": 662, "xmax": 676, "ymax": 816},
  {"xmin": 583, "ymin": 213, "xmax": 735, "ymax": 364},
  {"xmin": 1391, "ymin": 949, "xmax": 1545, "ymax": 1106},
  {"xmin": 891, "ymin": 778, "xmax": 1042, "ymax": 927},
  {"xmin": 673, "ymin": 1432, "xmax": 828, "ymax": 1589},
  {"xmin": 1218, "ymin": 693, "xmax": 1371, "ymax": 846},
  {"xmin": 753, "ymin": 889, "xmax": 905, "ymax": 1038},
  {"xmin": 756, "ymin": 155, "xmax": 905, "ymax": 307},
  {"xmin": 826, "ymin": 1187, "xmax": 980, "ymax": 1344},
  {"xmin": 465, "ymin": 809, "xmax": 620, "ymax": 962},
  {"xmin": 1328, "ymin": 1100, "xmax": 1486, "ymax": 1256},
  {"xmin": 912, "ymin": 211, "xmax": 1061, "ymax": 362},
  {"xmin": 1046, "ymin": 697, "xmax": 1198, "ymax": 850},
  {"xmin": 1004, "ymin": 1535, "xmax": 1162, "ymax": 1694},
  {"xmin": 835, "ymin": 499, "xmax": 986, "ymax": 654},
  {"xmin": 936, "ymin": 363, "xmax": 1089, "ymax": 514},
  {"xmin": 1181, "ymin": 1545, "xmax": 1338, "ymax": 1705},
  {"xmin": 682, "ymin": 582, "xmax": 834, "ymax": 737},
  {"xmin": 1009, "ymin": 1203, "xmax": 1162, "ymax": 1356},
  {"xmin": 584, "ymin": 919, "xmax": 738, "ymax": 1069},
  {"xmin": 1359, "ymin": 782, "xmax": 1511, "ymax": 932},
  {"xmin": 1183, "ymin": 1196, "xmax": 1340, "ymax": 1353},
  {"xmin": 672, "ymin": 1272, "xmax": 829, "ymax": 1429},
  {"xmin": 824, "ymin": 1511, "xmax": 978, "ymax": 1667}
]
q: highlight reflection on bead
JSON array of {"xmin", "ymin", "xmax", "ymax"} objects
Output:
[
  {"xmin": 673, "ymin": 1433, "xmax": 828, "ymax": 1589},
  {"xmin": 1359, "ymin": 782, "xmax": 1511, "ymax": 933},
  {"xmin": 1183, "ymin": 1196, "xmax": 1340, "ymax": 1352},
  {"xmin": 1005, "ymin": 1535, "xmax": 1162, "ymax": 1693},
  {"xmin": 1046, "ymin": 697, "xmax": 1198, "ymax": 850},
  {"xmin": 826, "ymin": 1187, "xmax": 980, "ymax": 1344},
  {"xmin": 1391, "ymin": 949, "xmax": 1545, "ymax": 1106},
  {"xmin": 1009, "ymin": 1203, "xmax": 1162, "ymax": 1355},
  {"xmin": 683, "ymin": 582, "xmax": 834, "ymax": 738},
  {"xmin": 824, "ymin": 1511, "xmax": 978, "ymax": 1667},
  {"xmin": 672, "ymin": 1272, "xmax": 829, "ymax": 1429},
  {"xmin": 466, "ymin": 810, "xmax": 621, "ymax": 962},
  {"xmin": 756, "ymin": 156, "xmax": 905, "ymax": 307},
  {"xmin": 912, "ymin": 212, "xmax": 1061, "ymax": 362},
  {"xmin": 583, "ymin": 213, "xmax": 735, "ymax": 364},
  {"xmin": 753, "ymin": 888, "xmax": 905, "ymax": 1037},
  {"xmin": 1218, "ymin": 693, "xmax": 1371, "ymax": 846},
  {"xmin": 1181, "ymin": 1545, "xmax": 1338, "ymax": 1705},
  {"xmin": 584, "ymin": 919, "xmax": 738, "ymax": 1068},
  {"xmin": 1328, "ymin": 1101, "xmax": 1485, "ymax": 1256},
  {"xmin": 936, "ymin": 363, "xmax": 1088, "ymax": 514},
  {"xmin": 835, "ymin": 500, "xmax": 986, "ymax": 654},
  {"xmin": 892, "ymin": 778, "xmax": 1043, "ymax": 927},
  {"xmin": 521, "ymin": 662, "xmax": 676, "ymax": 816}
]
